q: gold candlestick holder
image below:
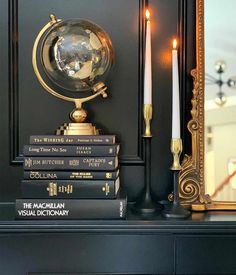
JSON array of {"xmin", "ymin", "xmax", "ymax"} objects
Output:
[
  {"xmin": 162, "ymin": 138, "xmax": 191, "ymax": 219},
  {"xmin": 170, "ymin": 138, "xmax": 182, "ymax": 170},
  {"xmin": 143, "ymin": 104, "xmax": 152, "ymax": 138},
  {"xmin": 132, "ymin": 104, "xmax": 162, "ymax": 215}
]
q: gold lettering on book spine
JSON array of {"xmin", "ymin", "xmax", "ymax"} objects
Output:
[
  {"xmin": 69, "ymin": 160, "xmax": 80, "ymax": 166},
  {"xmin": 58, "ymin": 184, "xmax": 73, "ymax": 194},
  {"xmin": 47, "ymin": 182, "xmax": 73, "ymax": 197},
  {"xmin": 106, "ymin": 173, "xmax": 112, "ymax": 179},
  {"xmin": 25, "ymin": 158, "xmax": 33, "ymax": 168},
  {"xmin": 102, "ymin": 183, "xmax": 110, "ymax": 196},
  {"xmin": 47, "ymin": 182, "xmax": 58, "ymax": 197}
]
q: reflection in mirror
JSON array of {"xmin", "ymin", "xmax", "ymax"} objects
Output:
[{"xmin": 205, "ymin": 0, "xmax": 236, "ymax": 201}]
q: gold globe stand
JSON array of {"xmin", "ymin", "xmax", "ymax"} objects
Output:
[
  {"xmin": 32, "ymin": 14, "xmax": 109, "ymax": 135},
  {"xmin": 56, "ymin": 108, "xmax": 99, "ymax": 135}
]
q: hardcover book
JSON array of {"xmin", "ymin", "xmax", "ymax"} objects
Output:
[
  {"xmin": 30, "ymin": 135, "xmax": 116, "ymax": 145},
  {"xmin": 23, "ymin": 170, "xmax": 119, "ymax": 180},
  {"xmin": 21, "ymin": 178, "xmax": 120, "ymax": 199},
  {"xmin": 24, "ymin": 157, "xmax": 118, "ymax": 171},
  {"xmin": 23, "ymin": 144, "xmax": 120, "ymax": 157},
  {"xmin": 16, "ymin": 190, "xmax": 127, "ymax": 220}
]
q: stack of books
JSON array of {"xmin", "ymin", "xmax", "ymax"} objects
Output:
[{"xmin": 15, "ymin": 135, "xmax": 127, "ymax": 219}]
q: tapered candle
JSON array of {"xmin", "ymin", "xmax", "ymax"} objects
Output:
[
  {"xmin": 144, "ymin": 9, "xmax": 152, "ymax": 105},
  {"xmin": 172, "ymin": 39, "xmax": 180, "ymax": 138}
]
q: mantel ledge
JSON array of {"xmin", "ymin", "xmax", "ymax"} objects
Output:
[{"xmin": 1, "ymin": 204, "xmax": 236, "ymax": 233}]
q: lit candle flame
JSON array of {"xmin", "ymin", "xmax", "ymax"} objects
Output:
[
  {"xmin": 146, "ymin": 9, "xmax": 150, "ymax": 20},
  {"xmin": 173, "ymin": 39, "xmax": 177, "ymax": 49}
]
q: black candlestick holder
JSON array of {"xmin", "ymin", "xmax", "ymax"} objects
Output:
[
  {"xmin": 162, "ymin": 138, "xmax": 191, "ymax": 219},
  {"xmin": 132, "ymin": 104, "xmax": 162, "ymax": 214}
]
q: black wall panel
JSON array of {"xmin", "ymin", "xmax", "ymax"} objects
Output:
[{"xmin": 0, "ymin": 0, "xmax": 195, "ymax": 202}]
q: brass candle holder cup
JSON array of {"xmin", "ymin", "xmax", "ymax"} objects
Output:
[
  {"xmin": 132, "ymin": 104, "xmax": 162, "ymax": 215},
  {"xmin": 162, "ymin": 138, "xmax": 191, "ymax": 219},
  {"xmin": 143, "ymin": 104, "xmax": 152, "ymax": 138}
]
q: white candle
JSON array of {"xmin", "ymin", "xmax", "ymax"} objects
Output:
[
  {"xmin": 144, "ymin": 9, "xmax": 152, "ymax": 105},
  {"xmin": 172, "ymin": 39, "xmax": 180, "ymax": 138}
]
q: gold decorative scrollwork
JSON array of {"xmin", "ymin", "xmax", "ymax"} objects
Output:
[
  {"xmin": 179, "ymin": 0, "xmax": 236, "ymax": 210},
  {"xmin": 179, "ymin": 155, "xmax": 201, "ymax": 203},
  {"xmin": 179, "ymin": 0, "xmax": 209, "ymax": 207}
]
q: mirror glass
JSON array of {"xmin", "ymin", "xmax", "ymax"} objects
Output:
[{"xmin": 205, "ymin": 0, "xmax": 236, "ymax": 201}]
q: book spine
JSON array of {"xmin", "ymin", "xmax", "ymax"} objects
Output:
[
  {"xmin": 15, "ymin": 197, "xmax": 127, "ymax": 219},
  {"xmin": 30, "ymin": 135, "xmax": 116, "ymax": 145},
  {"xmin": 21, "ymin": 179, "xmax": 120, "ymax": 199},
  {"xmin": 23, "ymin": 170, "xmax": 119, "ymax": 180},
  {"xmin": 24, "ymin": 157, "xmax": 118, "ymax": 171},
  {"xmin": 23, "ymin": 145, "xmax": 119, "ymax": 157}
]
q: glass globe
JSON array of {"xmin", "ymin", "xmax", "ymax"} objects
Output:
[{"xmin": 41, "ymin": 19, "xmax": 114, "ymax": 92}]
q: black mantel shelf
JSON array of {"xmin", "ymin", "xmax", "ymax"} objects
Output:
[
  {"xmin": 1, "ymin": 203, "xmax": 236, "ymax": 233},
  {"xmin": 2, "ymin": 203, "xmax": 236, "ymax": 275}
]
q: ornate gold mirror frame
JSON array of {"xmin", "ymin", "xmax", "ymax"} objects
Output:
[{"xmin": 179, "ymin": 0, "xmax": 236, "ymax": 211}]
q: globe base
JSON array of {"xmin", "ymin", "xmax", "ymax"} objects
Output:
[
  {"xmin": 70, "ymin": 108, "xmax": 88, "ymax": 123},
  {"xmin": 56, "ymin": 123, "xmax": 100, "ymax": 135}
]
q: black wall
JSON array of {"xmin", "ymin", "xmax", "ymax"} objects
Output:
[{"xmin": 0, "ymin": 0, "xmax": 195, "ymax": 203}]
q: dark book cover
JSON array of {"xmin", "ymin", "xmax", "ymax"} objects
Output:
[
  {"xmin": 15, "ymin": 190, "xmax": 127, "ymax": 220},
  {"xmin": 23, "ymin": 144, "xmax": 120, "ymax": 157},
  {"xmin": 30, "ymin": 135, "xmax": 116, "ymax": 145},
  {"xmin": 21, "ymin": 178, "xmax": 120, "ymax": 199},
  {"xmin": 24, "ymin": 157, "xmax": 118, "ymax": 171},
  {"xmin": 23, "ymin": 170, "xmax": 119, "ymax": 180}
]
